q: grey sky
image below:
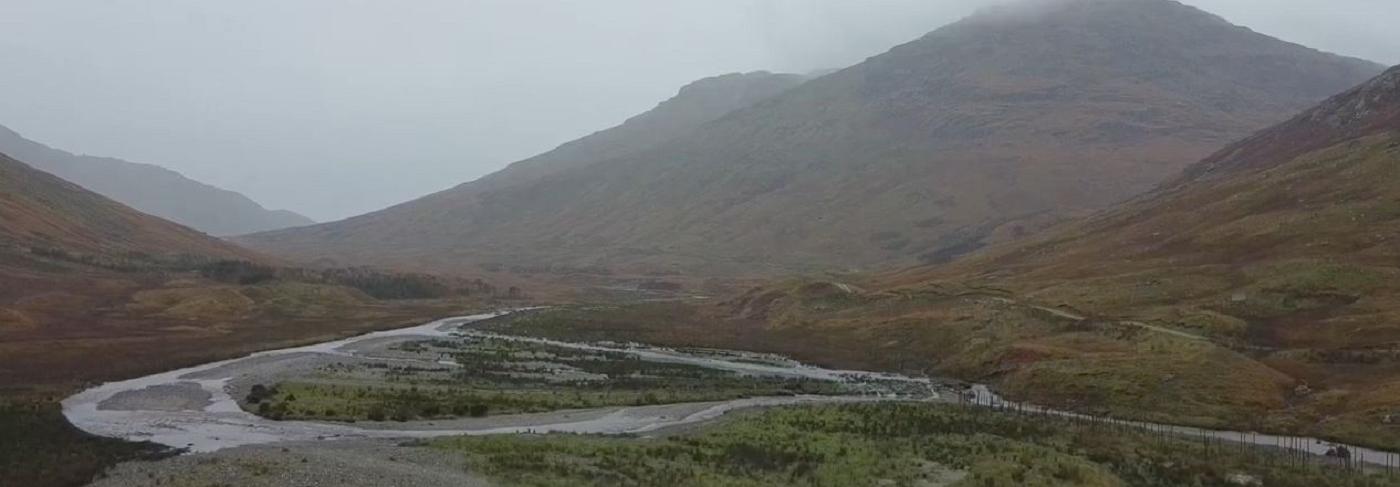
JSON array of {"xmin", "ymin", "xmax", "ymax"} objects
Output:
[{"xmin": 1, "ymin": 1, "xmax": 1397, "ymax": 221}]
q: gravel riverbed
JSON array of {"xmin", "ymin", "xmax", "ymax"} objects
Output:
[{"xmin": 88, "ymin": 439, "xmax": 490, "ymax": 487}]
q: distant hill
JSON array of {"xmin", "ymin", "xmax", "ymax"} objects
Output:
[
  {"xmin": 0, "ymin": 125, "xmax": 314, "ymax": 236},
  {"xmin": 241, "ymin": 0, "xmax": 1382, "ymax": 277}
]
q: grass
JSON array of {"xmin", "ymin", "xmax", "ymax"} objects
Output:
[
  {"xmin": 253, "ymin": 379, "xmax": 835, "ymax": 422},
  {"xmin": 488, "ymin": 305, "xmax": 1284, "ymax": 419},
  {"xmin": 247, "ymin": 335, "xmax": 851, "ymax": 422},
  {"xmin": 482, "ymin": 300, "xmax": 1400, "ymax": 450},
  {"xmin": 432, "ymin": 402, "xmax": 1400, "ymax": 487}
]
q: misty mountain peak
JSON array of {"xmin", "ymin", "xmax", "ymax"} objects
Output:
[
  {"xmin": 920, "ymin": 0, "xmax": 1317, "ymax": 64},
  {"xmin": 857, "ymin": 0, "xmax": 1381, "ymax": 137},
  {"xmin": 968, "ymin": 0, "xmax": 1225, "ymax": 24}
]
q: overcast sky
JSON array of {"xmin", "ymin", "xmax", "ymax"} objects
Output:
[{"xmin": 2, "ymin": 1, "xmax": 1397, "ymax": 222}]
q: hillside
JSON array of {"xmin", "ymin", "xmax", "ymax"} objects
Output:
[
  {"xmin": 901, "ymin": 64, "xmax": 1400, "ymax": 311},
  {"xmin": 886, "ymin": 64, "xmax": 1400, "ymax": 448},
  {"xmin": 0, "ymin": 151, "xmax": 510, "ymax": 388},
  {"xmin": 0, "ymin": 152, "xmax": 252, "ymax": 261},
  {"xmin": 242, "ymin": 0, "xmax": 1382, "ymax": 277},
  {"xmin": 0, "ymin": 153, "xmax": 516, "ymax": 487},
  {"xmin": 509, "ymin": 65, "xmax": 1400, "ymax": 449},
  {"xmin": 0, "ymin": 125, "xmax": 314, "ymax": 236}
]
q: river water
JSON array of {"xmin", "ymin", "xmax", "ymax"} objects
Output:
[{"xmin": 61, "ymin": 311, "xmax": 1400, "ymax": 468}]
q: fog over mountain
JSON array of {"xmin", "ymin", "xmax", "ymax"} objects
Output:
[{"xmin": 2, "ymin": 0, "xmax": 1398, "ymax": 220}]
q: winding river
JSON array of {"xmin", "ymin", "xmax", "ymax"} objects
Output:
[{"xmin": 62, "ymin": 311, "xmax": 1400, "ymax": 469}]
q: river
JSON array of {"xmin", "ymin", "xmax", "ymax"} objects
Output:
[{"xmin": 61, "ymin": 311, "xmax": 909, "ymax": 452}]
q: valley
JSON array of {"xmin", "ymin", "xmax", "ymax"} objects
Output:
[{"xmin": 5, "ymin": 1, "xmax": 1400, "ymax": 485}]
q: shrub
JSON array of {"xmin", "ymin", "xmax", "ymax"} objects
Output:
[
  {"xmin": 246, "ymin": 384, "xmax": 276, "ymax": 404},
  {"xmin": 469, "ymin": 404, "xmax": 490, "ymax": 417},
  {"xmin": 367, "ymin": 408, "xmax": 387, "ymax": 422}
]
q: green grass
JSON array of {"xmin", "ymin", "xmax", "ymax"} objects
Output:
[
  {"xmin": 432, "ymin": 403, "xmax": 1400, "ymax": 487},
  {"xmin": 1248, "ymin": 261, "xmax": 1387, "ymax": 298},
  {"xmin": 248, "ymin": 336, "xmax": 850, "ymax": 422},
  {"xmin": 480, "ymin": 305, "xmax": 1334, "ymax": 448},
  {"xmin": 253, "ymin": 380, "xmax": 833, "ymax": 422}
]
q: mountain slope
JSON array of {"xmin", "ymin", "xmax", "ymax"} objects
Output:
[
  {"xmin": 908, "ymin": 64, "xmax": 1400, "ymax": 297},
  {"xmin": 0, "ymin": 152, "xmax": 252, "ymax": 260},
  {"xmin": 0, "ymin": 125, "xmax": 314, "ymax": 236},
  {"xmin": 0, "ymin": 150, "xmax": 493, "ymax": 388},
  {"xmin": 0, "ymin": 155, "xmax": 475, "ymax": 487},
  {"xmin": 877, "ymin": 64, "xmax": 1400, "ymax": 447},
  {"xmin": 699, "ymin": 65, "xmax": 1400, "ymax": 447},
  {"xmin": 241, "ymin": 0, "xmax": 1382, "ymax": 277},
  {"xmin": 895, "ymin": 65, "xmax": 1400, "ymax": 354}
]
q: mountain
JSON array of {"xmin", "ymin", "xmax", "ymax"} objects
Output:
[
  {"xmin": 242, "ymin": 0, "xmax": 1382, "ymax": 278},
  {"xmin": 0, "ymin": 125, "xmax": 314, "ymax": 236},
  {"xmin": 0, "ymin": 152, "xmax": 252, "ymax": 261}
]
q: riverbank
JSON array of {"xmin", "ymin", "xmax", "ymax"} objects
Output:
[{"xmin": 49, "ymin": 307, "xmax": 1400, "ymax": 485}]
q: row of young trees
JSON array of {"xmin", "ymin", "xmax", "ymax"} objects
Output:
[
  {"xmin": 21, "ymin": 244, "xmax": 526, "ymax": 301},
  {"xmin": 197, "ymin": 259, "xmax": 522, "ymax": 300},
  {"xmin": 26, "ymin": 246, "xmax": 210, "ymax": 273}
]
